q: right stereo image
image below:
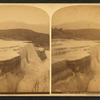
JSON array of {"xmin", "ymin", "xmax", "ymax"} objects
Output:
[{"xmin": 52, "ymin": 5, "xmax": 100, "ymax": 93}]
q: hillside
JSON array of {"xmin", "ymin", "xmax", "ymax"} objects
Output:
[
  {"xmin": 53, "ymin": 21, "xmax": 100, "ymax": 30},
  {"xmin": 0, "ymin": 21, "xmax": 49, "ymax": 34},
  {"xmin": 0, "ymin": 29, "xmax": 49, "ymax": 49},
  {"xmin": 52, "ymin": 28, "xmax": 100, "ymax": 40}
]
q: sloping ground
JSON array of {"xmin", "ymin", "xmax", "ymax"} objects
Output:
[
  {"xmin": 0, "ymin": 21, "xmax": 49, "ymax": 34},
  {"xmin": 52, "ymin": 28, "xmax": 100, "ymax": 40},
  {"xmin": 52, "ymin": 39, "xmax": 99, "ymax": 93},
  {"xmin": 0, "ymin": 29, "xmax": 49, "ymax": 49},
  {"xmin": 53, "ymin": 21, "xmax": 100, "ymax": 30},
  {"xmin": 0, "ymin": 40, "xmax": 49, "ymax": 93}
]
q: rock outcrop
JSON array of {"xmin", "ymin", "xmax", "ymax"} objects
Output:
[
  {"xmin": 17, "ymin": 44, "xmax": 49, "ymax": 93},
  {"xmin": 88, "ymin": 44, "xmax": 100, "ymax": 92},
  {"xmin": 52, "ymin": 39, "xmax": 97, "ymax": 93},
  {"xmin": 52, "ymin": 55, "xmax": 93, "ymax": 93},
  {"xmin": 0, "ymin": 40, "xmax": 49, "ymax": 93},
  {"xmin": 35, "ymin": 47, "xmax": 47, "ymax": 61}
]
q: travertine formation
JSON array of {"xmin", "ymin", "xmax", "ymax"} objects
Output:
[
  {"xmin": 52, "ymin": 39, "xmax": 99, "ymax": 93},
  {"xmin": 88, "ymin": 45, "xmax": 100, "ymax": 92},
  {"xmin": 0, "ymin": 39, "xmax": 49, "ymax": 93}
]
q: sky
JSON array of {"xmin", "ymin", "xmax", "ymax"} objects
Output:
[
  {"xmin": 0, "ymin": 5, "xmax": 49, "ymax": 25},
  {"xmin": 0, "ymin": 4, "xmax": 100, "ymax": 27},
  {"xmin": 52, "ymin": 5, "xmax": 100, "ymax": 25}
]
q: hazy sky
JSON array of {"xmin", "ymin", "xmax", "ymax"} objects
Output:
[
  {"xmin": 52, "ymin": 5, "xmax": 100, "ymax": 25},
  {"xmin": 0, "ymin": 4, "xmax": 100, "ymax": 26},
  {"xmin": 0, "ymin": 5, "xmax": 49, "ymax": 25}
]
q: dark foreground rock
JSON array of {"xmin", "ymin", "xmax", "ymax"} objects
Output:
[{"xmin": 52, "ymin": 55, "xmax": 94, "ymax": 93}]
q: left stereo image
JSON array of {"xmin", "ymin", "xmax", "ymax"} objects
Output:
[{"xmin": 0, "ymin": 5, "xmax": 50, "ymax": 93}]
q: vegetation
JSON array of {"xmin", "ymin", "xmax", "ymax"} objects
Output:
[{"xmin": 52, "ymin": 27, "xmax": 100, "ymax": 40}]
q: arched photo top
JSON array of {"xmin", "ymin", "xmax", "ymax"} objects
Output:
[
  {"xmin": 0, "ymin": 5, "xmax": 49, "ymax": 34},
  {"xmin": 52, "ymin": 5, "xmax": 100, "ymax": 30},
  {"xmin": 52, "ymin": 5, "xmax": 100, "ymax": 93},
  {"xmin": 0, "ymin": 5, "xmax": 50, "ymax": 94}
]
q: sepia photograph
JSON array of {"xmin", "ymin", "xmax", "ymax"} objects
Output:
[
  {"xmin": 52, "ymin": 5, "xmax": 100, "ymax": 93},
  {"xmin": 1, "ymin": 3, "xmax": 100, "ymax": 96},
  {"xmin": 0, "ymin": 5, "xmax": 50, "ymax": 93}
]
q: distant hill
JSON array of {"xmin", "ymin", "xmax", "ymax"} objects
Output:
[
  {"xmin": 53, "ymin": 21, "xmax": 100, "ymax": 30},
  {"xmin": 52, "ymin": 28, "xmax": 100, "ymax": 40},
  {"xmin": 0, "ymin": 21, "xmax": 49, "ymax": 34},
  {"xmin": 0, "ymin": 29, "xmax": 49, "ymax": 49}
]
